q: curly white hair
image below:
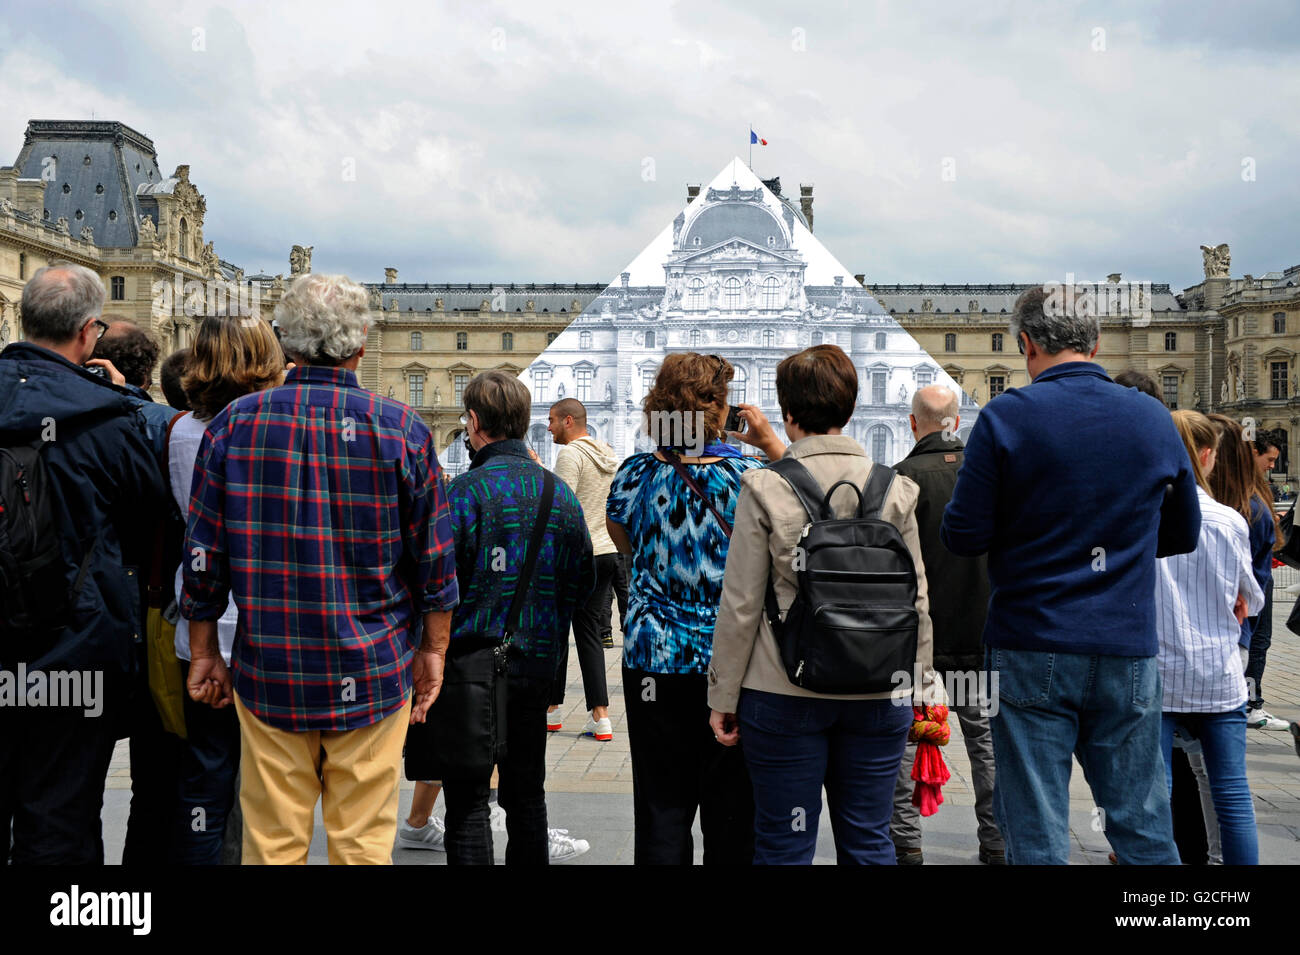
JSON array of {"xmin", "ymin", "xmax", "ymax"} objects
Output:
[{"xmin": 273, "ymin": 273, "xmax": 369, "ymax": 364}]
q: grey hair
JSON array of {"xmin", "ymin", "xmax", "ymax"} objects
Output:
[
  {"xmin": 273, "ymin": 273, "xmax": 369, "ymax": 365},
  {"xmin": 20, "ymin": 262, "xmax": 105, "ymax": 343},
  {"xmin": 911, "ymin": 384, "xmax": 959, "ymax": 429},
  {"xmin": 1010, "ymin": 285, "xmax": 1100, "ymax": 356}
]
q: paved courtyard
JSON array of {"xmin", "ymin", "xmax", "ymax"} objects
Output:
[{"xmin": 100, "ymin": 589, "xmax": 1300, "ymax": 864}]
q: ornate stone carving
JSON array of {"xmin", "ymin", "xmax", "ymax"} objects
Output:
[
  {"xmin": 202, "ymin": 241, "xmax": 219, "ymax": 275},
  {"xmin": 0, "ymin": 197, "xmax": 14, "ymax": 216},
  {"xmin": 80, "ymin": 226, "xmax": 94, "ymax": 243},
  {"xmin": 1236, "ymin": 378, "xmax": 1245, "ymax": 401},
  {"xmin": 384, "ymin": 267, "xmax": 398, "ymax": 283},
  {"xmin": 433, "ymin": 386, "xmax": 442, "ymax": 406},
  {"xmin": 921, "ymin": 298, "xmax": 934, "ymax": 312},
  {"xmin": 435, "ymin": 297, "xmax": 444, "ymax": 310},
  {"xmin": 672, "ymin": 211, "xmax": 685, "ymax": 245},
  {"xmin": 1221, "ymin": 380, "xmax": 1229, "ymax": 404},
  {"xmin": 139, "ymin": 214, "xmax": 156, "ymax": 245},
  {"xmin": 55, "ymin": 216, "xmax": 69, "ymax": 235},
  {"xmin": 1201, "ymin": 243, "xmax": 1230, "ymax": 279},
  {"xmin": 289, "ymin": 244, "xmax": 313, "ymax": 276}
]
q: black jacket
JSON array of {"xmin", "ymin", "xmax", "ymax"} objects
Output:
[
  {"xmin": 0, "ymin": 342, "xmax": 167, "ymax": 710},
  {"xmin": 894, "ymin": 430, "xmax": 989, "ymax": 673}
]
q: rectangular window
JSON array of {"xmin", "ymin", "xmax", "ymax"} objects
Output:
[
  {"xmin": 760, "ymin": 367, "xmax": 776, "ymax": 405},
  {"xmin": 110, "ymin": 276, "xmax": 125, "ymax": 301},
  {"xmin": 456, "ymin": 332, "xmax": 468, "ymax": 351},
  {"xmin": 576, "ymin": 367, "xmax": 593, "ymax": 402},
  {"xmin": 916, "ymin": 369, "xmax": 933, "ymax": 389},
  {"xmin": 533, "ymin": 367, "xmax": 550, "ymax": 402},
  {"xmin": 988, "ymin": 375, "xmax": 1005, "ymax": 398},
  {"xmin": 408, "ymin": 373, "xmax": 425, "ymax": 408},
  {"xmin": 641, "ymin": 367, "xmax": 656, "ymax": 399},
  {"xmin": 1164, "ymin": 374, "xmax": 1180, "ymax": 408},
  {"xmin": 1271, "ymin": 362, "xmax": 1288, "ymax": 400},
  {"xmin": 991, "ymin": 333, "xmax": 1003, "ymax": 352},
  {"xmin": 871, "ymin": 371, "xmax": 886, "ymax": 405},
  {"xmin": 454, "ymin": 374, "xmax": 468, "ymax": 405}
]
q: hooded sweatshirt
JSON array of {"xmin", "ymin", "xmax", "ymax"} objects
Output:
[{"xmin": 553, "ymin": 434, "xmax": 620, "ymax": 555}]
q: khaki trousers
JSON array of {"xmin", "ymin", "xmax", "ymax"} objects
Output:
[{"xmin": 234, "ymin": 695, "xmax": 411, "ymax": 865}]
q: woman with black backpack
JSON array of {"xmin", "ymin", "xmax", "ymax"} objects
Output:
[{"xmin": 708, "ymin": 344, "xmax": 939, "ymax": 864}]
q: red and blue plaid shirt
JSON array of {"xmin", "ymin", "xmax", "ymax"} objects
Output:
[{"xmin": 181, "ymin": 365, "xmax": 458, "ymax": 732}]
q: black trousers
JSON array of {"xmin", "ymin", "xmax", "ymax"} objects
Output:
[
  {"xmin": 623, "ymin": 667, "xmax": 754, "ymax": 865},
  {"xmin": 122, "ymin": 645, "xmax": 185, "ymax": 865},
  {"xmin": 551, "ymin": 553, "xmax": 616, "ymax": 710},
  {"xmin": 171, "ymin": 662, "xmax": 241, "ymax": 864},
  {"xmin": 610, "ymin": 553, "xmax": 631, "ymax": 637},
  {"xmin": 0, "ymin": 691, "xmax": 119, "ymax": 864},
  {"xmin": 442, "ymin": 675, "xmax": 551, "ymax": 865}
]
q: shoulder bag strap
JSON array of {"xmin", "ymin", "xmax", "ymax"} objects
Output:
[
  {"xmin": 661, "ymin": 448, "xmax": 732, "ymax": 538},
  {"xmin": 147, "ymin": 411, "xmax": 191, "ymax": 604},
  {"xmin": 503, "ymin": 468, "xmax": 556, "ymax": 643}
]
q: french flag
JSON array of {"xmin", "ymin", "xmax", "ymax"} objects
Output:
[{"xmin": 750, "ymin": 129, "xmax": 767, "ymax": 145}]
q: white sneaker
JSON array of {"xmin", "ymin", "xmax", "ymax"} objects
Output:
[
  {"xmin": 488, "ymin": 801, "xmax": 507, "ymax": 831},
  {"xmin": 1247, "ymin": 707, "xmax": 1289, "ymax": 731},
  {"xmin": 548, "ymin": 828, "xmax": 590, "ymax": 863},
  {"xmin": 583, "ymin": 715, "xmax": 613, "ymax": 741},
  {"xmin": 398, "ymin": 814, "xmax": 446, "ymax": 851},
  {"xmin": 547, "ymin": 709, "xmax": 563, "ymax": 732}
]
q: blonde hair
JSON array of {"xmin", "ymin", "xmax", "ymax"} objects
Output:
[
  {"xmin": 1171, "ymin": 409, "xmax": 1218, "ymax": 494},
  {"xmin": 183, "ymin": 314, "xmax": 285, "ymax": 421}
]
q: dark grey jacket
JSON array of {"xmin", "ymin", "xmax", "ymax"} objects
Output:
[{"xmin": 894, "ymin": 430, "xmax": 989, "ymax": 673}]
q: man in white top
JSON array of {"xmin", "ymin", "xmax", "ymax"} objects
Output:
[{"xmin": 546, "ymin": 398, "xmax": 618, "ymax": 741}]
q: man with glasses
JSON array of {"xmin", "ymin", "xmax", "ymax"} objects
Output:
[{"xmin": 0, "ymin": 262, "xmax": 167, "ymax": 862}]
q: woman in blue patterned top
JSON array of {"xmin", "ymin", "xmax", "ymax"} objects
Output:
[{"xmin": 606, "ymin": 352, "xmax": 762, "ymax": 864}]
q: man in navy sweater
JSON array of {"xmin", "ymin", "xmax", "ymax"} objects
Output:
[{"xmin": 942, "ymin": 284, "xmax": 1200, "ymax": 865}]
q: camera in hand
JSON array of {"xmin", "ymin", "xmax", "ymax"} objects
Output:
[
  {"xmin": 725, "ymin": 405, "xmax": 746, "ymax": 434},
  {"xmin": 84, "ymin": 364, "xmax": 107, "ymax": 380}
]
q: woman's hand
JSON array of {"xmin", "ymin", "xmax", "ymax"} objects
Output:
[
  {"xmin": 1233, "ymin": 592, "xmax": 1249, "ymax": 625},
  {"xmin": 728, "ymin": 403, "xmax": 785, "ymax": 460},
  {"xmin": 710, "ymin": 709, "xmax": 740, "ymax": 746}
]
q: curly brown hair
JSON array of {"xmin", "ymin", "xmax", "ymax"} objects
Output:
[
  {"xmin": 92, "ymin": 319, "xmax": 161, "ymax": 389},
  {"xmin": 183, "ymin": 314, "xmax": 285, "ymax": 421},
  {"xmin": 643, "ymin": 352, "xmax": 732, "ymax": 448}
]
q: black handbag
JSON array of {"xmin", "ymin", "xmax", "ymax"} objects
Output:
[
  {"xmin": 405, "ymin": 469, "xmax": 555, "ymax": 781},
  {"xmin": 1277, "ymin": 502, "xmax": 1300, "ymax": 570}
]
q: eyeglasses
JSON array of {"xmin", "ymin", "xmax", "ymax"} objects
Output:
[
  {"xmin": 1016, "ymin": 333, "xmax": 1025, "ymax": 355},
  {"xmin": 87, "ymin": 318, "xmax": 109, "ymax": 341}
]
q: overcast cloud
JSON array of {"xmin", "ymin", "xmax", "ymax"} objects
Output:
[{"xmin": 2, "ymin": 0, "xmax": 1297, "ymax": 290}]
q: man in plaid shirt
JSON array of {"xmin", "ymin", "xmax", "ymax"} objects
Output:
[{"xmin": 182, "ymin": 274, "xmax": 458, "ymax": 864}]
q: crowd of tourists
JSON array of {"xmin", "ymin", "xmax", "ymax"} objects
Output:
[{"xmin": 1, "ymin": 262, "xmax": 1294, "ymax": 865}]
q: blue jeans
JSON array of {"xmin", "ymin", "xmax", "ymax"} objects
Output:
[
  {"xmin": 738, "ymin": 689, "xmax": 912, "ymax": 865},
  {"xmin": 1161, "ymin": 708, "xmax": 1258, "ymax": 865},
  {"xmin": 987, "ymin": 647, "xmax": 1178, "ymax": 865}
]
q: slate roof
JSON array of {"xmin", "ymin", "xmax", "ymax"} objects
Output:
[{"xmin": 368, "ymin": 283, "xmax": 606, "ymax": 313}]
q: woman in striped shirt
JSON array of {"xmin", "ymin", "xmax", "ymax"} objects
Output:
[{"xmin": 1155, "ymin": 410, "xmax": 1263, "ymax": 865}]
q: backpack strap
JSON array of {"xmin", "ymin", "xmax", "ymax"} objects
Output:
[
  {"xmin": 503, "ymin": 467, "xmax": 555, "ymax": 644},
  {"xmin": 768, "ymin": 456, "xmax": 829, "ymax": 522},
  {"xmin": 860, "ymin": 463, "xmax": 896, "ymax": 520}
]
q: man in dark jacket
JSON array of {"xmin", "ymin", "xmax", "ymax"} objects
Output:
[
  {"xmin": 890, "ymin": 384, "xmax": 1004, "ymax": 865},
  {"xmin": 434, "ymin": 370, "xmax": 594, "ymax": 865},
  {"xmin": 942, "ymin": 284, "xmax": 1200, "ymax": 865},
  {"xmin": 0, "ymin": 263, "xmax": 167, "ymax": 863}
]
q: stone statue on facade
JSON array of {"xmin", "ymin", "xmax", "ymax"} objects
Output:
[
  {"xmin": 273, "ymin": 274, "xmax": 285, "ymax": 294},
  {"xmin": 435, "ymin": 297, "xmax": 444, "ymax": 310},
  {"xmin": 1201, "ymin": 243, "xmax": 1230, "ymax": 279},
  {"xmin": 708, "ymin": 277, "xmax": 720, "ymax": 308},
  {"xmin": 289, "ymin": 244, "xmax": 313, "ymax": 276},
  {"xmin": 0, "ymin": 197, "xmax": 14, "ymax": 216},
  {"xmin": 898, "ymin": 383, "xmax": 909, "ymax": 403},
  {"xmin": 433, "ymin": 386, "xmax": 442, "ymax": 406},
  {"xmin": 1221, "ymin": 380, "xmax": 1229, "ymax": 404},
  {"xmin": 139, "ymin": 214, "xmax": 156, "ymax": 244},
  {"xmin": 202, "ymin": 241, "xmax": 219, "ymax": 275},
  {"xmin": 1236, "ymin": 378, "xmax": 1245, "ymax": 401},
  {"xmin": 1193, "ymin": 389, "xmax": 1201, "ymax": 408},
  {"xmin": 55, "ymin": 216, "xmax": 69, "ymax": 235},
  {"xmin": 605, "ymin": 381, "xmax": 614, "ymax": 402},
  {"xmin": 368, "ymin": 286, "xmax": 381, "ymax": 309},
  {"xmin": 80, "ymin": 226, "xmax": 94, "ymax": 243},
  {"xmin": 672, "ymin": 211, "xmax": 685, "ymax": 245},
  {"xmin": 387, "ymin": 386, "xmax": 395, "ymax": 399}
]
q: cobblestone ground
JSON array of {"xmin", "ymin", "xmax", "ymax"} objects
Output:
[{"xmin": 102, "ymin": 593, "xmax": 1300, "ymax": 864}]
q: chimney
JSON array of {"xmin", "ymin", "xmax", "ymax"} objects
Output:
[
  {"xmin": 854, "ymin": 274, "xmax": 866, "ymax": 286},
  {"xmin": 799, "ymin": 184, "xmax": 814, "ymax": 232},
  {"xmin": 686, "ymin": 184, "xmax": 701, "ymax": 203}
]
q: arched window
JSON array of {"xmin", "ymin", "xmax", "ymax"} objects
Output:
[
  {"xmin": 689, "ymin": 328, "xmax": 701, "ymax": 346},
  {"xmin": 762, "ymin": 276, "xmax": 782, "ymax": 310},
  {"xmin": 944, "ymin": 333, "xmax": 956, "ymax": 352},
  {"xmin": 178, "ymin": 217, "xmax": 189, "ymax": 258},
  {"xmin": 410, "ymin": 331, "xmax": 422, "ymax": 350},
  {"xmin": 991, "ymin": 333, "xmax": 1003, "ymax": 352},
  {"xmin": 729, "ymin": 365, "xmax": 748, "ymax": 405},
  {"xmin": 1165, "ymin": 332, "xmax": 1177, "ymax": 351},
  {"xmin": 687, "ymin": 278, "xmax": 706, "ymax": 310},
  {"xmin": 456, "ymin": 331, "xmax": 468, "ymax": 350},
  {"xmin": 645, "ymin": 330, "xmax": 655, "ymax": 348},
  {"xmin": 723, "ymin": 277, "xmax": 743, "ymax": 310},
  {"xmin": 579, "ymin": 330, "xmax": 592, "ymax": 350},
  {"xmin": 502, "ymin": 331, "xmax": 514, "ymax": 351},
  {"xmin": 875, "ymin": 332, "xmax": 887, "ymax": 350},
  {"xmin": 868, "ymin": 425, "xmax": 891, "ymax": 464}
]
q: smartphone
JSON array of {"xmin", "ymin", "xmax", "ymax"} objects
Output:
[{"xmin": 725, "ymin": 405, "xmax": 746, "ymax": 433}]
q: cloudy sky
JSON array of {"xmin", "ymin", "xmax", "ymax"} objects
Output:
[{"xmin": 3, "ymin": 0, "xmax": 1297, "ymax": 290}]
